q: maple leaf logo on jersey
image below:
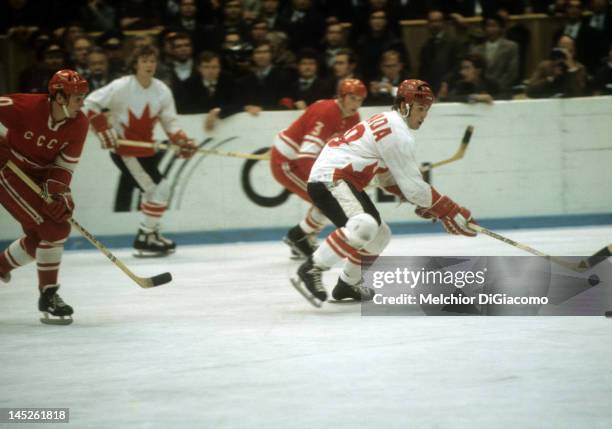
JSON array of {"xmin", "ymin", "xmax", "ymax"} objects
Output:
[
  {"xmin": 122, "ymin": 104, "xmax": 157, "ymax": 142},
  {"xmin": 332, "ymin": 162, "xmax": 388, "ymax": 191}
]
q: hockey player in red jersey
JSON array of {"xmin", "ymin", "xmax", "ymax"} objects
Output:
[
  {"xmin": 0, "ymin": 69, "xmax": 89, "ymax": 324},
  {"xmin": 291, "ymin": 80, "xmax": 478, "ymax": 306},
  {"xmin": 270, "ymin": 78, "xmax": 367, "ymax": 259},
  {"xmin": 85, "ymin": 45, "xmax": 197, "ymax": 257}
]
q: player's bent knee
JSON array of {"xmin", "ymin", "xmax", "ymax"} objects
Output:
[
  {"xmin": 37, "ymin": 220, "xmax": 71, "ymax": 243},
  {"xmin": 344, "ymin": 213, "xmax": 379, "ymax": 248},
  {"xmin": 147, "ymin": 179, "xmax": 171, "ymax": 204}
]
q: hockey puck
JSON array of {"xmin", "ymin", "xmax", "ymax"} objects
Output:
[
  {"xmin": 605, "ymin": 311, "xmax": 612, "ymax": 318},
  {"xmin": 588, "ymin": 274, "xmax": 600, "ymax": 286}
]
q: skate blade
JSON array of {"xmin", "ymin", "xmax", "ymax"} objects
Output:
[
  {"xmin": 40, "ymin": 313, "xmax": 73, "ymax": 325},
  {"xmin": 328, "ymin": 299, "xmax": 361, "ymax": 304},
  {"xmin": 133, "ymin": 249, "xmax": 175, "ymax": 258},
  {"xmin": 290, "ymin": 277, "xmax": 323, "ymax": 308}
]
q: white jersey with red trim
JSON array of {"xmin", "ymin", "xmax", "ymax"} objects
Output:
[
  {"xmin": 274, "ymin": 99, "xmax": 360, "ymax": 160},
  {"xmin": 309, "ymin": 110, "xmax": 433, "ymax": 207},
  {"xmin": 84, "ymin": 75, "xmax": 182, "ymax": 157}
]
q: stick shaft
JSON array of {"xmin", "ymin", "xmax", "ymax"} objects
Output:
[
  {"xmin": 5, "ymin": 161, "xmax": 159, "ymax": 287},
  {"xmin": 469, "ymin": 223, "xmax": 582, "ymax": 272},
  {"xmin": 117, "ymin": 139, "xmax": 270, "ymax": 160}
]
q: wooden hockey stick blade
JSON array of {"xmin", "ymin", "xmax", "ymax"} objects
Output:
[
  {"xmin": 423, "ymin": 125, "xmax": 474, "ymax": 171},
  {"xmin": 116, "ymin": 139, "xmax": 270, "ymax": 160},
  {"xmin": 468, "ymin": 223, "xmax": 584, "ymax": 272},
  {"xmin": 5, "ymin": 161, "xmax": 172, "ymax": 289}
]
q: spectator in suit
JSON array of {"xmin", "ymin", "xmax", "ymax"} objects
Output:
[
  {"xmin": 169, "ymin": 0, "xmax": 220, "ymax": 54},
  {"xmin": 554, "ymin": 0, "xmax": 600, "ymax": 73},
  {"xmin": 440, "ymin": 53, "xmax": 503, "ymax": 103},
  {"xmin": 97, "ymin": 31, "xmax": 125, "ymax": 76},
  {"xmin": 175, "ymin": 51, "xmax": 239, "ymax": 130},
  {"xmin": 68, "ymin": 35, "xmax": 93, "ymax": 78},
  {"xmin": 366, "ymin": 49, "xmax": 411, "ymax": 106},
  {"xmin": 278, "ymin": 0, "xmax": 326, "ymax": 51},
  {"xmin": 592, "ymin": 42, "xmax": 612, "ymax": 95},
  {"xmin": 166, "ymin": 32, "xmax": 196, "ymax": 86},
  {"xmin": 87, "ymin": 47, "xmax": 118, "ymax": 90},
  {"xmin": 322, "ymin": 22, "xmax": 349, "ymax": 74},
  {"xmin": 236, "ymin": 41, "xmax": 292, "ymax": 114},
  {"xmin": 288, "ymin": 49, "xmax": 330, "ymax": 109},
  {"xmin": 419, "ymin": 9, "xmax": 465, "ymax": 94},
  {"xmin": 470, "ymin": 14, "xmax": 519, "ymax": 94},
  {"xmin": 217, "ymin": 0, "xmax": 251, "ymax": 41},
  {"xmin": 355, "ymin": 10, "xmax": 408, "ymax": 82},
  {"xmin": 325, "ymin": 49, "xmax": 361, "ymax": 96},
  {"xmin": 526, "ymin": 35, "xmax": 587, "ymax": 98},
  {"xmin": 260, "ymin": 0, "xmax": 283, "ymax": 30},
  {"xmin": 497, "ymin": 7, "xmax": 531, "ymax": 83}
]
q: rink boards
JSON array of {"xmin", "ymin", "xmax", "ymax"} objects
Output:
[{"xmin": 1, "ymin": 96, "xmax": 611, "ymax": 242}]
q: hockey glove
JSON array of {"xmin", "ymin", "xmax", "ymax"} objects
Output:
[
  {"xmin": 41, "ymin": 180, "xmax": 74, "ymax": 222},
  {"xmin": 415, "ymin": 188, "xmax": 477, "ymax": 237},
  {"xmin": 169, "ymin": 131, "xmax": 197, "ymax": 159},
  {"xmin": 90, "ymin": 112, "xmax": 118, "ymax": 150}
]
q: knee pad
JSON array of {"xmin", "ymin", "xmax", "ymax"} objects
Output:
[
  {"xmin": 363, "ymin": 222, "xmax": 391, "ymax": 256},
  {"xmin": 343, "ymin": 213, "xmax": 379, "ymax": 249},
  {"xmin": 144, "ymin": 179, "xmax": 170, "ymax": 205}
]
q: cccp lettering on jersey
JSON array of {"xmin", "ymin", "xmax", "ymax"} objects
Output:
[
  {"xmin": 367, "ymin": 113, "xmax": 392, "ymax": 142},
  {"xmin": 24, "ymin": 130, "xmax": 65, "ymax": 150}
]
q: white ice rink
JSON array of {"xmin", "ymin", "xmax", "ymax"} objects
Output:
[{"xmin": 1, "ymin": 225, "xmax": 612, "ymax": 429}]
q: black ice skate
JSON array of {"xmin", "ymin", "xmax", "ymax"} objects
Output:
[
  {"xmin": 284, "ymin": 226, "xmax": 316, "ymax": 260},
  {"xmin": 38, "ymin": 285, "xmax": 73, "ymax": 325},
  {"xmin": 133, "ymin": 227, "xmax": 176, "ymax": 257},
  {"xmin": 290, "ymin": 257, "xmax": 327, "ymax": 308},
  {"xmin": 0, "ymin": 271, "xmax": 10, "ymax": 284},
  {"xmin": 331, "ymin": 278, "xmax": 375, "ymax": 302}
]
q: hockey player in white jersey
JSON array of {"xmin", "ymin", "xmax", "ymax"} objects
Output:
[
  {"xmin": 291, "ymin": 79, "xmax": 478, "ymax": 306},
  {"xmin": 85, "ymin": 45, "xmax": 197, "ymax": 256}
]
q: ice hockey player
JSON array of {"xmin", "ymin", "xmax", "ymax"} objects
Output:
[
  {"xmin": 0, "ymin": 69, "xmax": 89, "ymax": 324},
  {"xmin": 270, "ymin": 78, "xmax": 367, "ymax": 259},
  {"xmin": 291, "ymin": 79, "xmax": 478, "ymax": 306},
  {"xmin": 85, "ymin": 44, "xmax": 197, "ymax": 257}
]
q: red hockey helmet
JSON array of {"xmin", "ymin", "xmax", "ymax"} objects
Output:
[
  {"xmin": 338, "ymin": 78, "xmax": 367, "ymax": 99},
  {"xmin": 48, "ymin": 69, "xmax": 89, "ymax": 98},
  {"xmin": 396, "ymin": 79, "xmax": 434, "ymax": 107}
]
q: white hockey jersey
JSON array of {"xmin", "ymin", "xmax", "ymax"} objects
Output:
[
  {"xmin": 309, "ymin": 110, "xmax": 433, "ymax": 207},
  {"xmin": 84, "ymin": 75, "xmax": 182, "ymax": 156}
]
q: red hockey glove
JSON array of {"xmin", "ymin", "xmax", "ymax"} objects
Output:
[
  {"xmin": 41, "ymin": 180, "xmax": 74, "ymax": 222},
  {"xmin": 90, "ymin": 112, "xmax": 118, "ymax": 150},
  {"xmin": 169, "ymin": 131, "xmax": 197, "ymax": 159},
  {"xmin": 415, "ymin": 188, "xmax": 477, "ymax": 237},
  {"xmin": 0, "ymin": 137, "xmax": 10, "ymax": 169}
]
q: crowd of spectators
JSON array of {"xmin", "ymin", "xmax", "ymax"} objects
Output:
[{"xmin": 1, "ymin": 0, "xmax": 611, "ymax": 127}]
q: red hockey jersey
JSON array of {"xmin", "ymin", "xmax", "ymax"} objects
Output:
[
  {"xmin": 0, "ymin": 93, "xmax": 89, "ymax": 185},
  {"xmin": 274, "ymin": 99, "xmax": 360, "ymax": 161}
]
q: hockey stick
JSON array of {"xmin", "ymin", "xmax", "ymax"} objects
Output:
[
  {"xmin": 117, "ymin": 139, "xmax": 270, "ymax": 161},
  {"xmin": 420, "ymin": 125, "xmax": 474, "ymax": 173},
  {"xmin": 468, "ymin": 223, "xmax": 611, "ymax": 273},
  {"xmin": 5, "ymin": 161, "xmax": 172, "ymax": 288}
]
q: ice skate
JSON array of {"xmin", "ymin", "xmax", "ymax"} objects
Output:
[
  {"xmin": 331, "ymin": 278, "xmax": 375, "ymax": 302},
  {"xmin": 133, "ymin": 226, "xmax": 176, "ymax": 257},
  {"xmin": 290, "ymin": 257, "xmax": 327, "ymax": 307},
  {"xmin": 38, "ymin": 285, "xmax": 73, "ymax": 325},
  {"xmin": 284, "ymin": 225, "xmax": 316, "ymax": 260}
]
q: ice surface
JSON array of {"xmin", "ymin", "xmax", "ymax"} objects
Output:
[{"xmin": 1, "ymin": 226, "xmax": 612, "ymax": 428}]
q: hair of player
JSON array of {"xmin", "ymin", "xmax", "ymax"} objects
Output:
[{"xmin": 127, "ymin": 44, "xmax": 160, "ymax": 74}]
